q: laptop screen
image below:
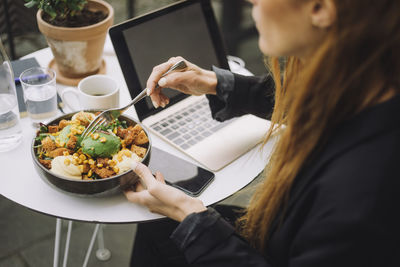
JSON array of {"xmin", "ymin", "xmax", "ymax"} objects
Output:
[{"xmin": 110, "ymin": 0, "xmax": 229, "ymax": 120}]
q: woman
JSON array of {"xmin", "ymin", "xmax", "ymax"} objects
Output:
[{"xmin": 125, "ymin": 0, "xmax": 400, "ymax": 266}]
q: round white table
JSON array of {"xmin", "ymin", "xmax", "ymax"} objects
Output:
[
  {"xmin": 0, "ymin": 37, "xmax": 273, "ymax": 266},
  {"xmin": 1, "ymin": 36, "xmax": 273, "ymax": 223}
]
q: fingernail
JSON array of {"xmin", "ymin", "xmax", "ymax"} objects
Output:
[
  {"xmin": 152, "ymin": 100, "xmax": 159, "ymax": 108},
  {"xmin": 130, "ymin": 160, "xmax": 137, "ymax": 171},
  {"xmin": 158, "ymin": 77, "xmax": 167, "ymax": 87},
  {"xmin": 146, "ymin": 88, "xmax": 151, "ymax": 96}
]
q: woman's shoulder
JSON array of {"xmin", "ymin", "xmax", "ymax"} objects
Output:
[
  {"xmin": 322, "ymin": 95, "xmax": 400, "ymax": 184},
  {"xmin": 296, "ymin": 95, "xmax": 400, "ymax": 204}
]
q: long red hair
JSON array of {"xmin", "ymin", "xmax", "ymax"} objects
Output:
[{"xmin": 240, "ymin": 0, "xmax": 400, "ymax": 251}]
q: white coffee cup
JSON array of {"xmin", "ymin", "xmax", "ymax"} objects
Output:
[{"xmin": 61, "ymin": 75, "xmax": 119, "ymax": 111}]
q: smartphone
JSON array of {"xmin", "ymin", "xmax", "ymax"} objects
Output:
[{"xmin": 148, "ymin": 147, "xmax": 215, "ymax": 196}]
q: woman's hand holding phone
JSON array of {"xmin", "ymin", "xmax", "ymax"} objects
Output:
[
  {"xmin": 146, "ymin": 56, "xmax": 218, "ymax": 108},
  {"xmin": 124, "ymin": 161, "xmax": 207, "ymax": 222}
]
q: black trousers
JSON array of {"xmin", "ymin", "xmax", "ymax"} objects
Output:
[{"xmin": 130, "ymin": 205, "xmax": 244, "ymax": 267}]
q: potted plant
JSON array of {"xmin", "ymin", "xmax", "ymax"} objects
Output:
[{"xmin": 25, "ymin": 0, "xmax": 114, "ymax": 85}]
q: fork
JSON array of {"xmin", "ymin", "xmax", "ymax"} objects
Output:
[{"xmin": 80, "ymin": 60, "xmax": 187, "ymax": 139}]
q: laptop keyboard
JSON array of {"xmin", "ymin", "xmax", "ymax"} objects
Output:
[{"xmin": 150, "ymin": 98, "xmax": 231, "ymax": 150}]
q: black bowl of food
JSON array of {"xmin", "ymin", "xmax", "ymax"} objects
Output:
[{"xmin": 31, "ymin": 111, "xmax": 151, "ymax": 196}]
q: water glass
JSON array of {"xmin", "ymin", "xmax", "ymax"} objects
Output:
[
  {"xmin": 20, "ymin": 67, "xmax": 58, "ymax": 125},
  {"xmin": 0, "ymin": 40, "xmax": 22, "ymax": 152}
]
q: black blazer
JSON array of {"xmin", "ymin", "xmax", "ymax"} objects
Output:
[{"xmin": 171, "ymin": 71, "xmax": 400, "ymax": 267}]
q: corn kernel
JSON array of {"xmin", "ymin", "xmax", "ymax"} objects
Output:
[
  {"xmin": 117, "ymin": 155, "xmax": 123, "ymax": 162},
  {"xmin": 79, "ymin": 154, "xmax": 86, "ymax": 160},
  {"xmin": 77, "ymin": 158, "xmax": 83, "ymax": 164},
  {"xmin": 113, "ymin": 167, "xmax": 120, "ymax": 173},
  {"xmin": 92, "ymin": 133, "xmax": 99, "ymax": 140},
  {"xmin": 97, "ymin": 163, "xmax": 103, "ymax": 168},
  {"xmin": 64, "ymin": 158, "xmax": 71, "ymax": 166},
  {"xmin": 123, "ymin": 150, "xmax": 131, "ymax": 157},
  {"xmin": 78, "ymin": 165, "xmax": 84, "ymax": 173},
  {"xmin": 63, "ymin": 151, "xmax": 69, "ymax": 156},
  {"xmin": 113, "ymin": 127, "xmax": 117, "ymax": 134},
  {"xmin": 72, "ymin": 158, "xmax": 79, "ymax": 165},
  {"xmin": 88, "ymin": 170, "xmax": 93, "ymax": 177},
  {"xmin": 88, "ymin": 159, "xmax": 95, "ymax": 165},
  {"xmin": 90, "ymin": 164, "xmax": 96, "ymax": 169},
  {"xmin": 99, "ymin": 137, "xmax": 107, "ymax": 143},
  {"xmin": 83, "ymin": 160, "xmax": 88, "ymax": 164},
  {"xmin": 108, "ymin": 160, "xmax": 117, "ymax": 167},
  {"xmin": 73, "ymin": 153, "xmax": 79, "ymax": 158}
]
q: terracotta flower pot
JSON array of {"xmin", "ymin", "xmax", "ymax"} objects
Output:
[{"xmin": 37, "ymin": 0, "xmax": 114, "ymax": 83}]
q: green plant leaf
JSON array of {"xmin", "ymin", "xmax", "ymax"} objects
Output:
[
  {"xmin": 24, "ymin": 0, "xmax": 88, "ymax": 21},
  {"xmin": 44, "ymin": 5, "xmax": 57, "ymax": 20},
  {"xmin": 24, "ymin": 0, "xmax": 38, "ymax": 8}
]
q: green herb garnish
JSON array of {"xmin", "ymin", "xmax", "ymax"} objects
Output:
[{"xmin": 39, "ymin": 123, "xmax": 48, "ymax": 133}]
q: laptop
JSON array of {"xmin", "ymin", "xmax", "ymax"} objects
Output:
[{"xmin": 109, "ymin": 0, "xmax": 268, "ymax": 171}]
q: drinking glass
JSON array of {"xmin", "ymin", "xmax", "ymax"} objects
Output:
[
  {"xmin": 0, "ymin": 39, "xmax": 22, "ymax": 152},
  {"xmin": 20, "ymin": 67, "xmax": 58, "ymax": 125}
]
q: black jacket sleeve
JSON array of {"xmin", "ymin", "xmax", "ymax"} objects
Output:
[
  {"xmin": 206, "ymin": 66, "xmax": 275, "ymax": 122},
  {"xmin": 170, "ymin": 208, "xmax": 272, "ymax": 267}
]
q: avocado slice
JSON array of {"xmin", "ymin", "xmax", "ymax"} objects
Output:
[
  {"xmin": 81, "ymin": 132, "xmax": 121, "ymax": 158},
  {"xmin": 58, "ymin": 125, "xmax": 71, "ymax": 144}
]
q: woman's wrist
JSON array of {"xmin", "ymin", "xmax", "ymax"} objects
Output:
[
  {"xmin": 177, "ymin": 198, "xmax": 207, "ymax": 222},
  {"xmin": 203, "ymin": 70, "xmax": 217, "ymax": 95}
]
